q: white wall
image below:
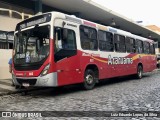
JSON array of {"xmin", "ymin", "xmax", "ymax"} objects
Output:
[
  {"xmin": 0, "ymin": 15, "xmax": 21, "ymax": 31},
  {"xmin": 0, "ymin": 16, "xmax": 21, "ymax": 79},
  {"xmin": 0, "ymin": 49, "xmax": 12, "ymax": 79}
]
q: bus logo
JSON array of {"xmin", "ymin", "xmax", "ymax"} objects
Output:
[
  {"xmin": 29, "ymin": 72, "xmax": 33, "ymax": 76},
  {"xmin": 24, "ymin": 72, "xmax": 27, "ymax": 77}
]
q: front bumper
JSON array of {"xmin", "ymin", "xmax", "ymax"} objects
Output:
[{"xmin": 12, "ymin": 72, "xmax": 58, "ymax": 87}]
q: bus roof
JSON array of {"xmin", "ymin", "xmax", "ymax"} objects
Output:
[{"xmin": 16, "ymin": 11, "xmax": 154, "ymax": 43}]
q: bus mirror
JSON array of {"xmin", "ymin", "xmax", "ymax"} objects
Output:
[
  {"xmin": 55, "ymin": 28, "xmax": 62, "ymax": 49},
  {"xmin": 55, "ymin": 28, "xmax": 61, "ymax": 40},
  {"xmin": 58, "ymin": 40, "xmax": 62, "ymax": 49},
  {"xmin": 37, "ymin": 39, "xmax": 40, "ymax": 51},
  {"xmin": 63, "ymin": 29, "xmax": 68, "ymax": 40}
]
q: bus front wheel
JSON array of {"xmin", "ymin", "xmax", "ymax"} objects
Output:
[
  {"xmin": 83, "ymin": 69, "xmax": 96, "ymax": 90},
  {"xmin": 136, "ymin": 65, "xmax": 143, "ymax": 79}
]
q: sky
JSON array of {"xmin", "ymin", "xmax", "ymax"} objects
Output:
[{"xmin": 92, "ymin": 0, "xmax": 160, "ymax": 27}]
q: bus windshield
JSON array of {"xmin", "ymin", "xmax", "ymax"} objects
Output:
[{"xmin": 14, "ymin": 25, "xmax": 50, "ymax": 64}]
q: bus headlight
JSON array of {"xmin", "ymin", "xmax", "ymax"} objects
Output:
[{"xmin": 41, "ymin": 64, "xmax": 50, "ymax": 76}]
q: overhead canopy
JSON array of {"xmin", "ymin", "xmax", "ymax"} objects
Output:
[{"xmin": 42, "ymin": 0, "xmax": 160, "ymax": 41}]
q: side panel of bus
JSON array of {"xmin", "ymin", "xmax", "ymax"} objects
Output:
[{"xmin": 54, "ymin": 19, "xmax": 83, "ymax": 86}]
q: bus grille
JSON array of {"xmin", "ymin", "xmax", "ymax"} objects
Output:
[
  {"xmin": 14, "ymin": 65, "xmax": 41, "ymax": 71},
  {"xmin": 17, "ymin": 79, "xmax": 37, "ymax": 85}
]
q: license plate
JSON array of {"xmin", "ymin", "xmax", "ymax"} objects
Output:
[{"xmin": 22, "ymin": 83, "xmax": 30, "ymax": 87}]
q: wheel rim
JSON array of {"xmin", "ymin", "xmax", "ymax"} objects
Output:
[
  {"xmin": 138, "ymin": 67, "xmax": 142, "ymax": 78},
  {"xmin": 85, "ymin": 74, "xmax": 93, "ymax": 85}
]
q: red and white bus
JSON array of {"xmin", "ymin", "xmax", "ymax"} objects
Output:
[{"xmin": 12, "ymin": 12, "xmax": 156, "ymax": 90}]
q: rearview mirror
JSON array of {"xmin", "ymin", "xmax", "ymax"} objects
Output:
[{"xmin": 55, "ymin": 28, "xmax": 62, "ymax": 49}]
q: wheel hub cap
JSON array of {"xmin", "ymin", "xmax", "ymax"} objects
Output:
[{"xmin": 86, "ymin": 74, "xmax": 93, "ymax": 84}]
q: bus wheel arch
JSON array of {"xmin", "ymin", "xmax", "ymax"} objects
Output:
[
  {"xmin": 83, "ymin": 64, "xmax": 99, "ymax": 90},
  {"xmin": 136, "ymin": 63, "xmax": 143, "ymax": 79}
]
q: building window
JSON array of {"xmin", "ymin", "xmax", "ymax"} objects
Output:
[
  {"xmin": 7, "ymin": 31, "xmax": 14, "ymax": 49},
  {"xmin": 0, "ymin": 42, "xmax": 8, "ymax": 49},
  {"xmin": 0, "ymin": 31, "xmax": 7, "ymax": 49},
  {"xmin": 114, "ymin": 34, "xmax": 126, "ymax": 52},
  {"xmin": 80, "ymin": 25, "xmax": 97, "ymax": 50},
  {"xmin": 98, "ymin": 30, "xmax": 113, "ymax": 51},
  {"xmin": 8, "ymin": 43, "xmax": 13, "ymax": 49}
]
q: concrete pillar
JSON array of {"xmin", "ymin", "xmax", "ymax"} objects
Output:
[
  {"xmin": 73, "ymin": 12, "xmax": 82, "ymax": 18},
  {"xmin": 35, "ymin": 0, "xmax": 42, "ymax": 15}
]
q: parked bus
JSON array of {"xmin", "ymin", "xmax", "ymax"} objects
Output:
[{"xmin": 12, "ymin": 12, "xmax": 156, "ymax": 90}]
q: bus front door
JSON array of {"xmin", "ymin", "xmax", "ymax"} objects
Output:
[{"xmin": 54, "ymin": 19, "xmax": 82, "ymax": 86}]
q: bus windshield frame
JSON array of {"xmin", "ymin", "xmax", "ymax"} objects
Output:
[{"xmin": 14, "ymin": 25, "xmax": 50, "ymax": 65}]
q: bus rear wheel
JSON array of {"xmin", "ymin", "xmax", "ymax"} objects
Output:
[
  {"xmin": 136, "ymin": 65, "xmax": 143, "ymax": 79},
  {"xmin": 83, "ymin": 69, "xmax": 96, "ymax": 90}
]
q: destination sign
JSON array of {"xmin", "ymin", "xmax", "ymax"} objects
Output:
[{"xmin": 16, "ymin": 13, "xmax": 51, "ymax": 30}]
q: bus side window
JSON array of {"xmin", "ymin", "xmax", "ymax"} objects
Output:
[
  {"xmin": 80, "ymin": 25, "xmax": 97, "ymax": 50},
  {"xmin": 126, "ymin": 37, "xmax": 135, "ymax": 53},
  {"xmin": 114, "ymin": 34, "xmax": 119, "ymax": 51},
  {"xmin": 150, "ymin": 43, "xmax": 155, "ymax": 54},
  {"xmin": 114, "ymin": 34, "xmax": 125, "ymax": 52},
  {"xmin": 62, "ymin": 29, "xmax": 76, "ymax": 50},
  {"xmin": 135, "ymin": 39, "xmax": 143, "ymax": 54},
  {"xmin": 144, "ymin": 41, "xmax": 150, "ymax": 54},
  {"xmin": 54, "ymin": 27, "xmax": 77, "ymax": 50},
  {"xmin": 98, "ymin": 30, "xmax": 113, "ymax": 52}
]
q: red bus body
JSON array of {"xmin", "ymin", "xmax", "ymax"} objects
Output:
[{"xmin": 12, "ymin": 12, "xmax": 157, "ymax": 88}]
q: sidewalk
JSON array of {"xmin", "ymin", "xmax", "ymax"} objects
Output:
[
  {"xmin": 0, "ymin": 79, "xmax": 45, "ymax": 96},
  {"xmin": 0, "ymin": 79, "xmax": 19, "ymax": 96}
]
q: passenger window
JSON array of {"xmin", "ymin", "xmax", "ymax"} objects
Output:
[
  {"xmin": 114, "ymin": 34, "xmax": 126, "ymax": 52},
  {"xmin": 135, "ymin": 39, "xmax": 143, "ymax": 53},
  {"xmin": 98, "ymin": 30, "xmax": 113, "ymax": 52},
  {"xmin": 143, "ymin": 41, "xmax": 150, "ymax": 54},
  {"xmin": 80, "ymin": 25, "xmax": 97, "ymax": 50},
  {"xmin": 54, "ymin": 27, "xmax": 77, "ymax": 62},
  {"xmin": 54, "ymin": 27, "xmax": 76, "ymax": 51},
  {"xmin": 126, "ymin": 37, "xmax": 135, "ymax": 53},
  {"xmin": 62, "ymin": 29, "xmax": 76, "ymax": 50},
  {"xmin": 150, "ymin": 43, "xmax": 155, "ymax": 54}
]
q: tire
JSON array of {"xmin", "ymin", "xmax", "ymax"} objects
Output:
[
  {"xmin": 136, "ymin": 65, "xmax": 143, "ymax": 79},
  {"xmin": 15, "ymin": 85, "xmax": 20, "ymax": 89},
  {"xmin": 15, "ymin": 85, "xmax": 25, "ymax": 89},
  {"xmin": 83, "ymin": 69, "xmax": 96, "ymax": 90}
]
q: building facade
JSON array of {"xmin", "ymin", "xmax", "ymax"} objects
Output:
[
  {"xmin": 0, "ymin": 0, "xmax": 60, "ymax": 79},
  {"xmin": 0, "ymin": 0, "xmax": 65, "ymax": 49},
  {"xmin": 146, "ymin": 25, "xmax": 160, "ymax": 53}
]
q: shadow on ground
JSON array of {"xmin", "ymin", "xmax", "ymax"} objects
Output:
[{"xmin": 22, "ymin": 73, "xmax": 153, "ymax": 97}]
